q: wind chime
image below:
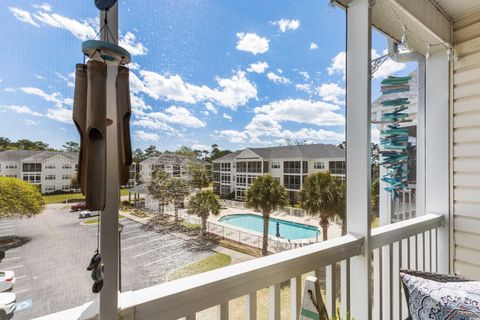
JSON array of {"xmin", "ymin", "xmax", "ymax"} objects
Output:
[
  {"xmin": 72, "ymin": 0, "xmax": 132, "ymax": 293},
  {"xmin": 376, "ymin": 76, "xmax": 412, "ymax": 201}
]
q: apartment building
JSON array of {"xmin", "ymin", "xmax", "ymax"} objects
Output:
[
  {"xmin": 212, "ymin": 144, "xmax": 345, "ymax": 204},
  {"xmin": 139, "ymin": 154, "xmax": 211, "ymax": 183},
  {"xmin": 0, "ymin": 150, "xmax": 136, "ymax": 194}
]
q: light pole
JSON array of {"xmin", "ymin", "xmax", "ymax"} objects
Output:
[{"xmin": 118, "ymin": 222, "xmax": 124, "ymax": 292}]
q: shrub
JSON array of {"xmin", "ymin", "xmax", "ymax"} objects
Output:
[{"xmin": 0, "ymin": 177, "xmax": 44, "ymax": 217}]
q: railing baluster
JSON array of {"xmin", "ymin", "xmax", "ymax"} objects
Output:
[
  {"xmin": 398, "ymin": 241, "xmax": 402, "ymax": 320},
  {"xmin": 269, "ymin": 284, "xmax": 280, "ymax": 320},
  {"xmin": 414, "ymin": 234, "xmax": 419, "ymax": 270},
  {"xmin": 217, "ymin": 302, "xmax": 228, "ymax": 320},
  {"xmin": 401, "ymin": 239, "xmax": 408, "ymax": 317},
  {"xmin": 290, "ymin": 276, "xmax": 301, "ymax": 320},
  {"xmin": 326, "ymin": 264, "xmax": 336, "ymax": 317},
  {"xmin": 434, "ymin": 227, "xmax": 438, "ymax": 272},
  {"xmin": 340, "ymin": 259, "xmax": 350, "ymax": 319},
  {"xmin": 373, "ymin": 248, "xmax": 382, "ymax": 320},
  {"xmin": 246, "ymin": 292, "xmax": 257, "ymax": 320},
  {"xmin": 391, "ymin": 243, "xmax": 400, "ymax": 320}
]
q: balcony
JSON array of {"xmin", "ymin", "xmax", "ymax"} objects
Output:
[{"xmin": 45, "ymin": 213, "xmax": 445, "ymax": 320}]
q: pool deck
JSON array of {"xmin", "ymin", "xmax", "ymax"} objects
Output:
[{"xmin": 209, "ymin": 207, "xmax": 343, "ymax": 242}]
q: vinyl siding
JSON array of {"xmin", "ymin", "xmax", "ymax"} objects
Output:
[{"xmin": 453, "ymin": 14, "xmax": 480, "ymax": 279}]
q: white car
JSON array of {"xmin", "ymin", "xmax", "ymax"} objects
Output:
[
  {"xmin": 0, "ymin": 272, "xmax": 15, "ymax": 287},
  {"xmin": 0, "ymin": 292, "xmax": 16, "ymax": 319},
  {"xmin": 78, "ymin": 211, "xmax": 99, "ymax": 219}
]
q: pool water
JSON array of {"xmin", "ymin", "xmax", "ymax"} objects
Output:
[{"xmin": 218, "ymin": 214, "xmax": 320, "ymax": 240}]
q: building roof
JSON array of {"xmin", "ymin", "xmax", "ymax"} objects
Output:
[
  {"xmin": 213, "ymin": 143, "xmax": 345, "ymax": 162},
  {"xmin": 141, "ymin": 154, "xmax": 210, "ymax": 166},
  {"xmin": 0, "ymin": 150, "xmax": 78, "ymax": 162}
]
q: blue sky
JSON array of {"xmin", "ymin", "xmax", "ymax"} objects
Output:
[{"xmin": 0, "ymin": 0, "xmax": 415, "ymax": 151}]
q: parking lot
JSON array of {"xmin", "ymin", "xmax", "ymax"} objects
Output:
[{"xmin": 1, "ymin": 204, "xmax": 215, "ymax": 320}]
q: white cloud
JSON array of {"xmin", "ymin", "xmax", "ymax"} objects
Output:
[
  {"xmin": 204, "ymin": 102, "xmax": 218, "ymax": 114},
  {"xmin": 55, "ymin": 72, "xmax": 74, "ymax": 87},
  {"xmin": 20, "ymin": 87, "xmax": 68, "ymax": 107},
  {"xmin": 164, "ymin": 106, "xmax": 205, "ymax": 128},
  {"xmin": 132, "ymin": 118, "xmax": 175, "ymax": 132},
  {"xmin": 32, "ymin": 3, "xmax": 52, "ymax": 12},
  {"xmin": 236, "ymin": 32, "xmax": 269, "ymax": 55},
  {"xmin": 11, "ymin": 6, "xmax": 147, "ymax": 56},
  {"xmin": 371, "ymin": 127, "xmax": 380, "ymax": 144},
  {"xmin": 310, "ymin": 42, "xmax": 318, "ymax": 50},
  {"xmin": 247, "ymin": 61, "xmax": 269, "ymax": 74},
  {"xmin": 253, "ymin": 99, "xmax": 344, "ymax": 127},
  {"xmin": 46, "ymin": 106, "xmax": 72, "ymax": 123},
  {"xmin": 192, "ymin": 144, "xmax": 211, "ymax": 151},
  {"xmin": 33, "ymin": 11, "xmax": 96, "ymax": 40},
  {"xmin": 134, "ymin": 131, "xmax": 160, "ymax": 142},
  {"xmin": 138, "ymin": 70, "xmax": 257, "ymax": 110},
  {"xmin": 271, "ymin": 19, "xmax": 300, "ymax": 32},
  {"xmin": 295, "ymin": 83, "xmax": 312, "ymax": 93},
  {"xmin": 9, "ymin": 7, "xmax": 40, "ymax": 27},
  {"xmin": 216, "ymin": 130, "xmax": 249, "ymax": 144},
  {"xmin": 371, "ymin": 49, "xmax": 405, "ymax": 79},
  {"xmin": 299, "ymin": 71, "xmax": 310, "ymax": 81},
  {"xmin": 0, "ymin": 105, "xmax": 42, "ymax": 117},
  {"xmin": 223, "ymin": 113, "xmax": 232, "ymax": 121},
  {"xmin": 267, "ymin": 72, "xmax": 290, "ymax": 85},
  {"xmin": 4, "ymin": 88, "xmax": 16, "ymax": 93},
  {"xmin": 119, "ymin": 32, "xmax": 148, "ymax": 56},
  {"xmin": 130, "ymin": 94, "xmax": 151, "ymax": 112},
  {"xmin": 327, "ymin": 51, "xmax": 346, "ymax": 77},
  {"xmin": 316, "ymin": 83, "xmax": 345, "ymax": 104},
  {"xmin": 35, "ymin": 75, "xmax": 46, "ymax": 80},
  {"xmin": 25, "ymin": 119, "xmax": 39, "ymax": 126}
]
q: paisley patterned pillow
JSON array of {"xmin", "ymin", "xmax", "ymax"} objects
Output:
[{"xmin": 400, "ymin": 270, "xmax": 480, "ymax": 320}]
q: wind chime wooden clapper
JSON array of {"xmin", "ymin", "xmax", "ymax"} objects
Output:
[
  {"xmin": 373, "ymin": 75, "xmax": 412, "ymax": 202},
  {"xmin": 72, "ymin": 0, "xmax": 132, "ymax": 293}
]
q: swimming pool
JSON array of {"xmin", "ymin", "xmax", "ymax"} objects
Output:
[{"xmin": 218, "ymin": 214, "xmax": 320, "ymax": 240}]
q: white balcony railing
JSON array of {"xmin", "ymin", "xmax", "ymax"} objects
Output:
[{"xmin": 37, "ymin": 213, "xmax": 443, "ymax": 320}]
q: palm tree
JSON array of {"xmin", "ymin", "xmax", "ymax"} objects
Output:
[
  {"xmin": 245, "ymin": 175, "xmax": 288, "ymax": 256},
  {"xmin": 300, "ymin": 172, "xmax": 345, "ymax": 241},
  {"xmin": 187, "ymin": 190, "xmax": 220, "ymax": 237},
  {"xmin": 148, "ymin": 169, "xmax": 170, "ymax": 215},
  {"xmin": 165, "ymin": 177, "xmax": 190, "ymax": 222}
]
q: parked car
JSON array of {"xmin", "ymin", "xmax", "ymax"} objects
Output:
[
  {"xmin": 0, "ymin": 292, "xmax": 16, "ymax": 319},
  {"xmin": 71, "ymin": 202, "xmax": 87, "ymax": 212},
  {"xmin": 0, "ymin": 272, "xmax": 15, "ymax": 286},
  {"xmin": 78, "ymin": 211, "xmax": 99, "ymax": 219}
]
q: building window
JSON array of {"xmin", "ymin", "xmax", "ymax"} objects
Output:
[
  {"xmin": 220, "ymin": 162, "xmax": 231, "ymax": 171},
  {"xmin": 221, "ymin": 173, "xmax": 231, "ymax": 183},
  {"xmin": 213, "ymin": 172, "xmax": 220, "ymax": 182},
  {"xmin": 5, "ymin": 164, "xmax": 17, "ymax": 169},
  {"xmin": 22, "ymin": 163, "xmax": 42, "ymax": 172},
  {"xmin": 62, "ymin": 174, "xmax": 71, "ymax": 180},
  {"xmin": 44, "ymin": 186, "xmax": 56, "ymax": 192},
  {"xmin": 236, "ymin": 189, "xmax": 245, "ymax": 200},
  {"xmin": 45, "ymin": 174, "xmax": 56, "ymax": 180},
  {"xmin": 271, "ymin": 161, "xmax": 280, "ymax": 169},
  {"xmin": 220, "ymin": 185, "xmax": 230, "ymax": 196},
  {"xmin": 213, "ymin": 163, "xmax": 220, "ymax": 171},
  {"xmin": 284, "ymin": 175, "xmax": 301, "ymax": 190},
  {"xmin": 283, "ymin": 161, "xmax": 301, "ymax": 174},
  {"xmin": 62, "ymin": 164, "xmax": 72, "ymax": 170},
  {"xmin": 5, "ymin": 175, "xmax": 17, "ymax": 178},
  {"xmin": 236, "ymin": 162, "xmax": 246, "ymax": 173},
  {"xmin": 45, "ymin": 165, "xmax": 56, "ymax": 169},
  {"xmin": 247, "ymin": 161, "xmax": 262, "ymax": 173},
  {"xmin": 314, "ymin": 161, "xmax": 325, "ymax": 169},
  {"xmin": 329, "ymin": 161, "xmax": 346, "ymax": 175},
  {"xmin": 62, "ymin": 185, "xmax": 71, "ymax": 191},
  {"xmin": 236, "ymin": 175, "xmax": 246, "ymax": 186},
  {"xmin": 22, "ymin": 173, "xmax": 41, "ymax": 184}
]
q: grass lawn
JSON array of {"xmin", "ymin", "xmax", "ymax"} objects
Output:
[
  {"xmin": 43, "ymin": 189, "xmax": 130, "ymax": 204},
  {"xmin": 82, "ymin": 215, "xmax": 126, "ymax": 224},
  {"xmin": 168, "ymin": 253, "xmax": 232, "ymax": 281}
]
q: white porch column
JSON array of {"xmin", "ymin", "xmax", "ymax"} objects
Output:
[
  {"xmin": 425, "ymin": 48, "xmax": 450, "ymax": 274},
  {"xmin": 346, "ymin": 0, "xmax": 372, "ymax": 319},
  {"xmin": 99, "ymin": 3, "xmax": 120, "ymax": 319}
]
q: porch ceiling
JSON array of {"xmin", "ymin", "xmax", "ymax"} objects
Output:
[{"xmin": 431, "ymin": 0, "xmax": 480, "ymax": 22}]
